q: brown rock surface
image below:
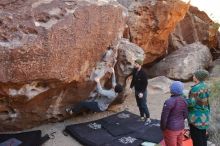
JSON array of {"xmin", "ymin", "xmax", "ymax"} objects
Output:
[
  {"xmin": 116, "ymin": 38, "xmax": 145, "ymax": 84},
  {"xmin": 218, "ymin": 32, "xmax": 220, "ymax": 49},
  {"xmin": 0, "ymin": 0, "xmax": 127, "ymax": 83},
  {"xmin": 119, "ymin": 0, "xmax": 189, "ymax": 64},
  {"xmin": 0, "ymin": 0, "xmax": 127, "ymax": 131},
  {"xmin": 115, "ymin": 38, "xmax": 145, "ymax": 103},
  {"xmin": 169, "ymin": 6, "xmax": 219, "ymax": 51}
]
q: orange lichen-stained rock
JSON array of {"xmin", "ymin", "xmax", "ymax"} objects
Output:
[
  {"xmin": 169, "ymin": 6, "xmax": 219, "ymax": 51},
  {"xmin": 118, "ymin": 0, "xmax": 189, "ymax": 64},
  {"xmin": 0, "ymin": 0, "xmax": 127, "ymax": 131}
]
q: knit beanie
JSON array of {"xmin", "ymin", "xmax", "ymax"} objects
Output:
[
  {"xmin": 194, "ymin": 69, "xmax": 209, "ymax": 81},
  {"xmin": 170, "ymin": 81, "xmax": 184, "ymax": 95},
  {"xmin": 135, "ymin": 59, "xmax": 143, "ymax": 66}
]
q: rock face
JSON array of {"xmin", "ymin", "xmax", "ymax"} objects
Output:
[
  {"xmin": 147, "ymin": 76, "xmax": 173, "ymax": 95},
  {"xmin": 169, "ymin": 6, "xmax": 219, "ymax": 51},
  {"xmin": 0, "ymin": 0, "xmax": 127, "ymax": 131},
  {"xmin": 116, "ymin": 38, "xmax": 145, "ymax": 83},
  {"xmin": 0, "ymin": 0, "xmax": 127, "ymax": 83},
  {"xmin": 115, "ymin": 38, "xmax": 145, "ymax": 102},
  {"xmin": 118, "ymin": 0, "xmax": 189, "ymax": 63},
  {"xmin": 147, "ymin": 42, "xmax": 212, "ymax": 80}
]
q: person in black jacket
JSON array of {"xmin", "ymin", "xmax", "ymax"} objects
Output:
[{"xmin": 127, "ymin": 59, "xmax": 151, "ymax": 124}]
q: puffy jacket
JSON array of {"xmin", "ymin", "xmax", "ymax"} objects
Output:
[
  {"xmin": 160, "ymin": 95, "xmax": 188, "ymax": 131},
  {"xmin": 187, "ymin": 81, "xmax": 210, "ymax": 129}
]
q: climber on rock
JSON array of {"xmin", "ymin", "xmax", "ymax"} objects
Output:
[{"xmin": 66, "ymin": 67, "xmax": 123, "ymax": 115}]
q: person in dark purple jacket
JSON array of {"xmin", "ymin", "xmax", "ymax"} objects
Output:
[{"xmin": 160, "ymin": 81, "xmax": 188, "ymax": 146}]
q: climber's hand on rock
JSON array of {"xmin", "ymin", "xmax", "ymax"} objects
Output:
[
  {"xmin": 94, "ymin": 77, "xmax": 100, "ymax": 82},
  {"xmin": 110, "ymin": 67, "xmax": 115, "ymax": 73}
]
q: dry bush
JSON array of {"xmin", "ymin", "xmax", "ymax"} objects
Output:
[{"xmin": 208, "ymin": 78, "xmax": 220, "ymax": 145}]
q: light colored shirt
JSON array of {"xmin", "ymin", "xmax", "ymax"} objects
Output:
[{"xmin": 95, "ymin": 71, "xmax": 118, "ymax": 111}]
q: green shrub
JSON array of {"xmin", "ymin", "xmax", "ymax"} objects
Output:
[{"xmin": 208, "ymin": 78, "xmax": 220, "ymax": 145}]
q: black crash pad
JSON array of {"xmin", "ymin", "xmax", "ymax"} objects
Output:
[
  {"xmin": 101, "ymin": 111, "xmax": 145, "ymax": 136},
  {"xmin": 130, "ymin": 120, "xmax": 163, "ymax": 143},
  {"xmin": 103, "ymin": 135, "xmax": 143, "ymax": 146},
  {"xmin": 65, "ymin": 120, "xmax": 115, "ymax": 146},
  {"xmin": 0, "ymin": 130, "xmax": 42, "ymax": 146},
  {"xmin": 64, "ymin": 111, "xmax": 163, "ymax": 146}
]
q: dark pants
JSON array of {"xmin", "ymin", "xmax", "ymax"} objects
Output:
[
  {"xmin": 135, "ymin": 91, "xmax": 150, "ymax": 118},
  {"xmin": 72, "ymin": 101, "xmax": 102, "ymax": 113},
  {"xmin": 189, "ymin": 124, "xmax": 207, "ymax": 146}
]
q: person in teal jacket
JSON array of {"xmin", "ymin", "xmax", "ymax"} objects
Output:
[{"xmin": 186, "ymin": 69, "xmax": 210, "ymax": 146}]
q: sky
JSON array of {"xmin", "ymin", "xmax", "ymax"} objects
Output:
[{"xmin": 189, "ymin": 0, "xmax": 220, "ymax": 23}]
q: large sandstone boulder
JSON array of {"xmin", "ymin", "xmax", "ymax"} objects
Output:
[
  {"xmin": 115, "ymin": 38, "xmax": 145, "ymax": 102},
  {"xmin": 147, "ymin": 76, "xmax": 173, "ymax": 95},
  {"xmin": 0, "ymin": 0, "xmax": 127, "ymax": 131},
  {"xmin": 147, "ymin": 42, "xmax": 212, "ymax": 80},
  {"xmin": 118, "ymin": 0, "xmax": 189, "ymax": 63},
  {"xmin": 169, "ymin": 6, "xmax": 219, "ymax": 51},
  {"xmin": 0, "ymin": 0, "xmax": 127, "ymax": 83},
  {"xmin": 116, "ymin": 38, "xmax": 145, "ymax": 83}
]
